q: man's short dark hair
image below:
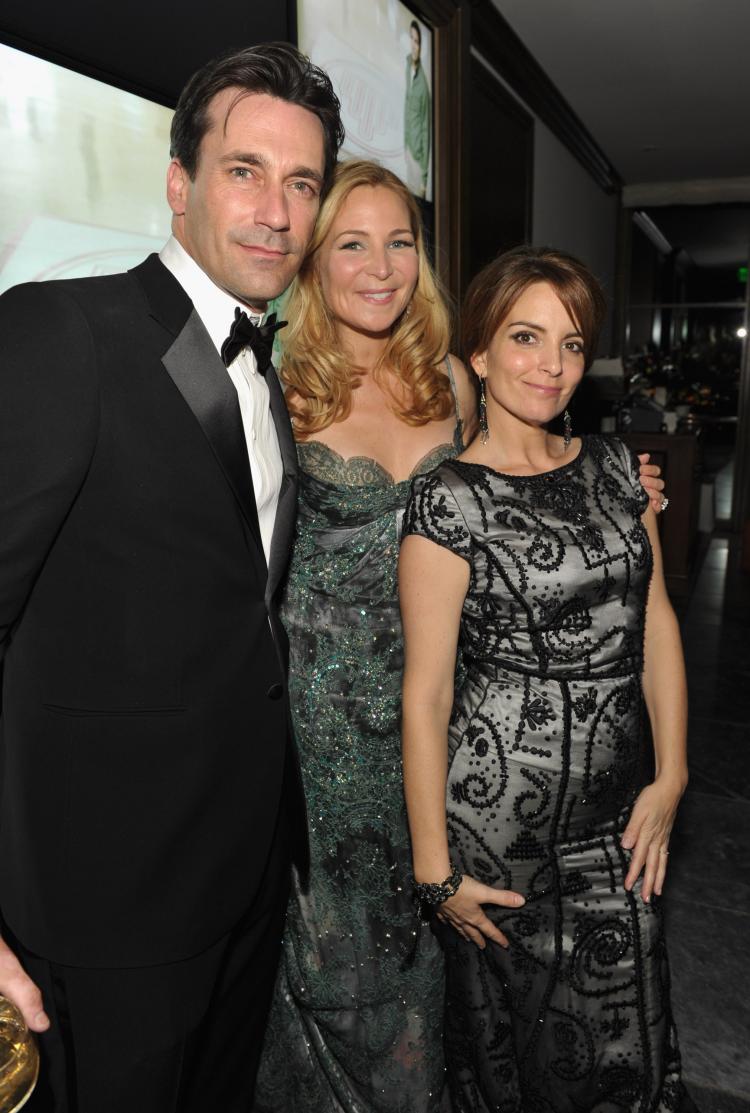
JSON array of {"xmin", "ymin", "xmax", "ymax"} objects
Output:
[
  {"xmin": 170, "ymin": 42, "xmax": 344, "ymax": 187},
  {"xmin": 410, "ymin": 20, "xmax": 421, "ymax": 45}
]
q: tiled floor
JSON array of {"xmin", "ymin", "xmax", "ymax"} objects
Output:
[{"xmin": 666, "ymin": 535, "xmax": 750, "ymax": 1109}]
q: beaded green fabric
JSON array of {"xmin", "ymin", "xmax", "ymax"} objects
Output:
[{"xmin": 254, "ymin": 423, "xmax": 462, "ymax": 1113}]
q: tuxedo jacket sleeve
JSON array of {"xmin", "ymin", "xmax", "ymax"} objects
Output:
[
  {"xmin": 0, "ymin": 283, "xmax": 99, "ymax": 662},
  {"xmin": 0, "ymin": 258, "xmax": 304, "ymax": 967}
]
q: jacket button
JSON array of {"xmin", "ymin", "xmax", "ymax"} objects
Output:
[{"xmin": 266, "ymin": 683, "xmax": 283, "ymax": 701}]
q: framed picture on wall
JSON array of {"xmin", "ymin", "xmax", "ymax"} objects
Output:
[{"xmin": 296, "ymin": 0, "xmax": 434, "ymax": 204}]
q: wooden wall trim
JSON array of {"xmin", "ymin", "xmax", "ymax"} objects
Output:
[
  {"xmin": 408, "ymin": 0, "xmax": 467, "ymax": 300},
  {"xmin": 612, "ymin": 203, "xmax": 632, "ymax": 357},
  {"xmin": 470, "ymin": 51, "xmax": 534, "ymax": 242}
]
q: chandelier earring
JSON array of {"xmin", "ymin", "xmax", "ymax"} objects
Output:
[
  {"xmin": 563, "ymin": 409, "xmax": 573, "ymax": 449},
  {"xmin": 479, "ymin": 377, "xmax": 489, "ymax": 444}
]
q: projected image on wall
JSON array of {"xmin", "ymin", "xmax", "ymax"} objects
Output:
[
  {"xmin": 298, "ymin": 0, "xmax": 433, "ymax": 201},
  {"xmin": 0, "ymin": 44, "xmax": 173, "ymax": 294}
]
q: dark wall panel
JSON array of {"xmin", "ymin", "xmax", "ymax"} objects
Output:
[
  {"xmin": 467, "ymin": 56, "xmax": 533, "ymax": 282},
  {"xmin": 0, "ymin": 0, "xmax": 292, "ymax": 106}
]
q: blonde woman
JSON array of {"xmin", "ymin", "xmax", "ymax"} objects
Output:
[
  {"xmin": 253, "ymin": 158, "xmax": 471, "ymax": 1113},
  {"xmin": 254, "ymin": 164, "xmax": 665, "ymax": 1112}
]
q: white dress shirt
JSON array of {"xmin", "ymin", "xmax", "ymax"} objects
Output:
[{"xmin": 159, "ymin": 236, "xmax": 283, "ymax": 567}]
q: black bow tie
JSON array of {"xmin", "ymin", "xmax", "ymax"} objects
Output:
[{"xmin": 220, "ymin": 308, "xmax": 287, "ymax": 373}]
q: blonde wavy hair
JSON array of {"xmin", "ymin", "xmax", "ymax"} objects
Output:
[{"xmin": 280, "ymin": 160, "xmax": 453, "ymax": 434}]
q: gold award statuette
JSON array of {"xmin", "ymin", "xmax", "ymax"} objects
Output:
[{"xmin": 0, "ymin": 997, "xmax": 38, "ymax": 1113}]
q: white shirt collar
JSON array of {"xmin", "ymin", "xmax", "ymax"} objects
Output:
[{"xmin": 159, "ymin": 235, "xmax": 264, "ymax": 357}]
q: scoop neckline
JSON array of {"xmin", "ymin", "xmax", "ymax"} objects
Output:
[{"xmin": 451, "ymin": 436, "xmax": 588, "ymax": 480}]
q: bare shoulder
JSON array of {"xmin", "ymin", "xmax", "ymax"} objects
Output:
[{"xmin": 447, "ymin": 354, "xmax": 478, "ymax": 442}]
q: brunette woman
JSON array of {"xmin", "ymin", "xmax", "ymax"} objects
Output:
[{"xmin": 400, "ymin": 247, "xmax": 693, "ymax": 1112}]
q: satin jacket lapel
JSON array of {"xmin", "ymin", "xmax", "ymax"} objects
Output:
[
  {"xmin": 161, "ymin": 311, "xmax": 266, "ymax": 559},
  {"xmin": 265, "ymin": 363, "xmax": 298, "ymax": 603},
  {"xmin": 131, "ymin": 256, "xmax": 266, "ymax": 562}
]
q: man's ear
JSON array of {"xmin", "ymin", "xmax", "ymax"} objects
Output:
[{"xmin": 166, "ymin": 159, "xmax": 189, "ymax": 216}]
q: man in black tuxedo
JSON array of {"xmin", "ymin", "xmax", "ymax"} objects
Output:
[{"xmin": 0, "ymin": 43, "xmax": 343, "ymax": 1112}]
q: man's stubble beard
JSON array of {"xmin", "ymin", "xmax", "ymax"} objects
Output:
[{"xmin": 226, "ymin": 231, "xmax": 305, "ymax": 308}]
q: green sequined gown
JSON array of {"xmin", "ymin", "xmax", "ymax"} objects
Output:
[{"xmin": 253, "ymin": 413, "xmax": 463, "ymax": 1112}]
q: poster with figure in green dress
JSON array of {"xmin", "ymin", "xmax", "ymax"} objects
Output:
[
  {"xmin": 403, "ymin": 19, "xmax": 430, "ymax": 198},
  {"xmin": 297, "ymin": 0, "xmax": 433, "ymax": 202}
]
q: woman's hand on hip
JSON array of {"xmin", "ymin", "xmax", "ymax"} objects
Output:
[
  {"xmin": 621, "ymin": 774, "xmax": 686, "ymax": 902},
  {"xmin": 437, "ymin": 875, "xmax": 525, "ymax": 949}
]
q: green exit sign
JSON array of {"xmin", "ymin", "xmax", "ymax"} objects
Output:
[{"xmin": 739, "ymin": 266, "xmax": 748, "ymax": 283}]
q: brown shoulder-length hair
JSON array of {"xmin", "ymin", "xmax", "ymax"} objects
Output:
[
  {"xmin": 461, "ymin": 246, "xmax": 607, "ymax": 370},
  {"xmin": 280, "ymin": 160, "xmax": 453, "ymax": 435}
]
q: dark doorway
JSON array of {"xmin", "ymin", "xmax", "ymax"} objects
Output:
[{"xmin": 466, "ymin": 56, "xmax": 533, "ymax": 286}]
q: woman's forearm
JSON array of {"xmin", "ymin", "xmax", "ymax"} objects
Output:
[
  {"xmin": 402, "ymin": 691, "xmax": 453, "ymax": 882},
  {"xmin": 642, "ymin": 598, "xmax": 688, "ymax": 789},
  {"xmin": 639, "ymin": 509, "xmax": 688, "ymax": 790},
  {"xmin": 399, "ymin": 531, "xmax": 469, "ymax": 883}
]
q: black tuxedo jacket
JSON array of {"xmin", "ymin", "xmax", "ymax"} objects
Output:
[{"xmin": 0, "ymin": 255, "xmax": 305, "ymax": 967}]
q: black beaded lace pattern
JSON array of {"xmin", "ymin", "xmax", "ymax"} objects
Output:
[{"xmin": 402, "ymin": 436, "xmax": 688, "ymax": 1113}]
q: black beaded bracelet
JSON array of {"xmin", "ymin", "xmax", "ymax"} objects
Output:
[{"xmin": 414, "ymin": 864, "xmax": 463, "ymax": 906}]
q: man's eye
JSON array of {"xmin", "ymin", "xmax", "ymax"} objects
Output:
[
  {"xmin": 231, "ymin": 167, "xmax": 252, "ymax": 180},
  {"xmin": 290, "ymin": 181, "xmax": 317, "ymax": 197}
]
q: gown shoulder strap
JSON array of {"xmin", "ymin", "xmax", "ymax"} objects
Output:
[{"xmin": 443, "ymin": 354, "xmax": 464, "ymax": 450}]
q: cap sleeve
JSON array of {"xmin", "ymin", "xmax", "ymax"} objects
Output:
[
  {"xmin": 402, "ymin": 470, "xmax": 472, "ymax": 562},
  {"xmin": 609, "ymin": 437, "xmax": 650, "ymax": 514}
]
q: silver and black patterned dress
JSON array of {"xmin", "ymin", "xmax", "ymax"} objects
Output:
[{"xmin": 403, "ymin": 436, "xmax": 690, "ymax": 1113}]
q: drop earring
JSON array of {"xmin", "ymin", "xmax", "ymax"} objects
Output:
[
  {"xmin": 563, "ymin": 409, "xmax": 572, "ymax": 449},
  {"xmin": 479, "ymin": 378, "xmax": 489, "ymax": 444}
]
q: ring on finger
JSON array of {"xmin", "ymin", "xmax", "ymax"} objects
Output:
[
  {"xmin": 660, "ymin": 497, "xmax": 669, "ymax": 512},
  {"xmin": 659, "ymin": 847, "xmax": 669, "ymax": 856}
]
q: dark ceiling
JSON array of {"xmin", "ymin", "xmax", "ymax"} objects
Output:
[
  {"xmin": 493, "ymin": 0, "xmax": 750, "ymax": 187},
  {"xmin": 491, "ymin": 0, "xmax": 750, "ymax": 270},
  {"xmin": 0, "ymin": 0, "xmax": 292, "ymax": 106},
  {"xmin": 646, "ymin": 205, "xmax": 750, "ymax": 269}
]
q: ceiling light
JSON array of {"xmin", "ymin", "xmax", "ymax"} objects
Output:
[
  {"xmin": 737, "ymin": 327, "xmax": 747, "ymax": 338},
  {"xmin": 633, "ymin": 211, "xmax": 672, "ymax": 256}
]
